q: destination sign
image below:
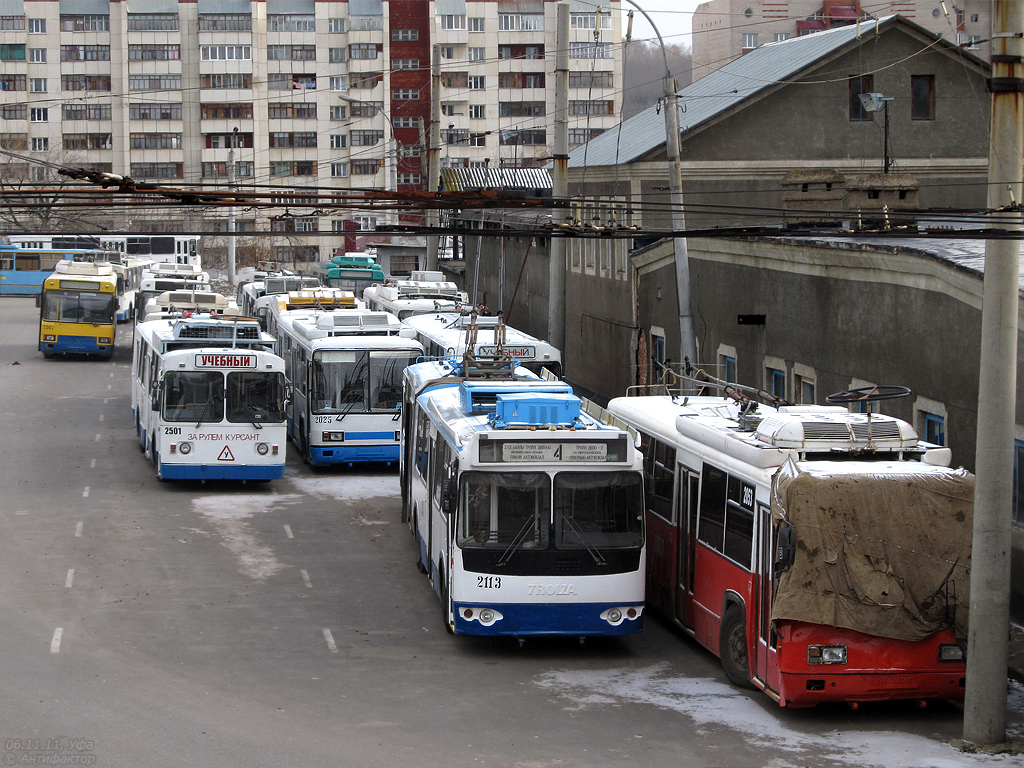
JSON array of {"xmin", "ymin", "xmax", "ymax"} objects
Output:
[
  {"xmin": 195, "ymin": 353, "xmax": 257, "ymax": 368},
  {"xmin": 478, "ymin": 345, "xmax": 536, "ymax": 359},
  {"xmin": 500, "ymin": 441, "xmax": 608, "ymax": 463}
]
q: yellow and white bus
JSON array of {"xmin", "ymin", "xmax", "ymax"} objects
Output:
[{"xmin": 39, "ymin": 261, "xmax": 118, "ymax": 358}]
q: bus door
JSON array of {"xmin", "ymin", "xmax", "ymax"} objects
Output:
[
  {"xmin": 675, "ymin": 466, "xmax": 700, "ymax": 628},
  {"xmin": 753, "ymin": 502, "xmax": 781, "ymax": 693}
]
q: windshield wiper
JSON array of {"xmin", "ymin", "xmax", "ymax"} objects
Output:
[
  {"xmin": 562, "ymin": 515, "xmax": 607, "ymax": 565},
  {"xmin": 195, "ymin": 398, "xmax": 215, "ymax": 428},
  {"xmin": 496, "ymin": 516, "xmax": 541, "ymax": 567}
]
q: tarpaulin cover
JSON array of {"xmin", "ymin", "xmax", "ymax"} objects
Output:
[{"xmin": 770, "ymin": 459, "xmax": 973, "ymax": 641}]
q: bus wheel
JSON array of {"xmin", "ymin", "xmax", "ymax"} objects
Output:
[
  {"xmin": 413, "ymin": 513, "xmax": 427, "ymax": 573},
  {"xmin": 720, "ymin": 606, "xmax": 754, "ymax": 689},
  {"xmin": 439, "ymin": 569, "xmax": 454, "ymax": 635}
]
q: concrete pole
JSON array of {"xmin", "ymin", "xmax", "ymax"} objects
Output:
[
  {"xmin": 426, "ymin": 44, "xmax": 442, "ymax": 271},
  {"xmin": 963, "ymin": 0, "xmax": 1023, "ymax": 746},
  {"xmin": 620, "ymin": 0, "xmax": 698, "ymax": 387},
  {"xmin": 227, "ymin": 139, "xmax": 236, "ymax": 286},
  {"xmin": 547, "ymin": 3, "xmax": 569, "ymax": 352}
]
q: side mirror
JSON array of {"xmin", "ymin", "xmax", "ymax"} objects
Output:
[
  {"xmin": 440, "ymin": 477, "xmax": 457, "ymax": 514},
  {"xmin": 775, "ymin": 525, "xmax": 796, "ymax": 577},
  {"xmin": 150, "ymin": 381, "xmax": 163, "ymax": 411}
]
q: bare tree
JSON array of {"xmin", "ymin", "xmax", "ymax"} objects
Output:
[{"xmin": 621, "ymin": 40, "xmax": 692, "ymax": 121}]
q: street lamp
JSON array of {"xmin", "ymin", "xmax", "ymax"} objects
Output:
[
  {"xmin": 337, "ymin": 94, "xmax": 399, "ymax": 223},
  {"xmin": 859, "ymin": 92, "xmax": 894, "ymax": 174}
]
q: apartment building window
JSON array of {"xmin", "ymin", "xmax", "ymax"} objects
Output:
[
  {"xmin": 198, "ymin": 102, "xmax": 250, "ymax": 119},
  {"xmin": 469, "ymin": 76, "xmax": 485, "ymax": 90},
  {"xmin": 201, "ymin": 74, "xmax": 252, "ymax": 90},
  {"xmin": 570, "ymin": 12, "xmax": 611, "ymax": 29},
  {"xmin": 31, "ymin": 137, "xmax": 48, "ymax": 152},
  {"xmin": 129, "ymin": 74, "xmax": 182, "ymax": 90},
  {"xmin": 0, "ymin": 44, "xmax": 24, "ymax": 61},
  {"xmin": 61, "ymin": 45, "xmax": 110, "ymax": 62},
  {"xmin": 29, "ymin": 48, "xmax": 45, "ymax": 63},
  {"xmin": 201, "ymin": 45, "xmax": 251, "ymax": 61},
  {"xmin": 795, "ymin": 372, "xmax": 815, "ymax": 403},
  {"xmin": 774, "ymin": 32, "xmax": 789, "ymax": 42},
  {"xmin": 267, "ymin": 45, "xmax": 315, "ymax": 61},
  {"xmin": 499, "ymin": 102, "xmax": 544, "ymax": 117},
  {"xmin": 766, "ymin": 367, "xmax": 786, "ymax": 400},
  {"xmin": 394, "ymin": 116, "xmax": 421, "ymax": 128},
  {"xmin": 349, "ymin": 100, "xmax": 382, "ymax": 117},
  {"xmin": 268, "ymin": 103, "xmax": 316, "ymax": 119},
  {"xmin": 393, "ymin": 59, "xmax": 420, "ymax": 70},
  {"xmin": 133, "ymin": 103, "xmax": 183, "ymax": 120},
  {"xmin": 129, "ymin": 44, "xmax": 180, "ymax": 61},
  {"xmin": 128, "ymin": 14, "xmax": 179, "ymax": 31},
  {"xmin": 0, "ymin": 16, "xmax": 25, "ymax": 30},
  {"xmin": 268, "ymin": 14, "xmax": 314, "ymax": 32},
  {"xmin": 270, "ymin": 132, "xmax": 317, "ymax": 148},
  {"xmin": 499, "ymin": 13, "xmax": 544, "ymax": 31},
  {"xmin": 353, "ymin": 215, "xmax": 379, "ymax": 230},
  {"xmin": 392, "ymin": 29, "xmax": 418, "ymax": 41},
  {"xmin": 351, "ymin": 159, "xmax": 383, "ymax": 175},
  {"xmin": 30, "ymin": 108, "xmax": 48, "ymax": 122},
  {"xmin": 468, "ymin": 16, "xmax": 485, "ymax": 32},
  {"xmin": 498, "ymin": 72, "xmax": 546, "ymax": 89},
  {"xmin": 439, "ymin": 46, "xmax": 456, "ymax": 59},
  {"xmin": 60, "ymin": 15, "xmax": 108, "ymax": 32},
  {"xmin": 742, "ymin": 32, "xmax": 758, "ymax": 49},
  {"xmin": 0, "ymin": 75, "xmax": 26, "ymax": 91},
  {"xmin": 912, "ymin": 75, "xmax": 935, "ymax": 120},
  {"xmin": 328, "ymin": 18, "xmax": 346, "ymax": 33},
  {"xmin": 329, "ymin": 48, "xmax": 347, "ymax": 63},
  {"xmin": 469, "ymin": 104, "xmax": 486, "ymax": 119},
  {"xmin": 468, "ymin": 47, "xmax": 486, "ymax": 61},
  {"xmin": 30, "ymin": 166, "xmax": 48, "ymax": 182},
  {"xmin": 62, "ymin": 133, "xmax": 111, "ymax": 150},
  {"xmin": 28, "ymin": 18, "xmax": 45, "ymax": 33},
  {"xmin": 130, "ymin": 133, "xmax": 182, "ymax": 150},
  {"xmin": 351, "ymin": 130, "xmax": 384, "ymax": 146},
  {"xmin": 393, "ymin": 88, "xmax": 420, "ymax": 100},
  {"xmin": 330, "ymin": 162, "xmax": 349, "ymax": 177},
  {"xmin": 500, "ymin": 129, "xmax": 545, "ymax": 145},
  {"xmin": 131, "ymin": 163, "xmax": 182, "ymax": 179},
  {"xmin": 568, "ymin": 128, "xmax": 604, "ymax": 146},
  {"xmin": 269, "ymin": 161, "xmax": 315, "ymax": 176},
  {"xmin": 469, "ymin": 133, "xmax": 486, "ymax": 147},
  {"xmin": 569, "ymin": 100, "xmax": 613, "ymax": 116},
  {"xmin": 62, "ymin": 75, "xmax": 111, "ymax": 92},
  {"xmin": 267, "ymin": 74, "xmax": 315, "ymax": 91},
  {"xmin": 350, "ymin": 43, "xmax": 379, "ymax": 60},
  {"xmin": 202, "ymin": 162, "xmax": 253, "ymax": 178},
  {"xmin": 923, "ymin": 413, "xmax": 945, "ymax": 445},
  {"xmin": 719, "ymin": 353, "xmax": 737, "ymax": 383},
  {"xmin": 330, "ymin": 134, "xmax": 347, "ymax": 149},
  {"xmin": 442, "ymin": 128, "xmax": 469, "ymax": 145},
  {"xmin": 397, "ymin": 144, "xmax": 420, "ymax": 157},
  {"xmin": 397, "ymin": 173, "xmax": 421, "ymax": 185},
  {"xmin": 199, "ymin": 14, "xmax": 251, "ymax": 31},
  {"xmin": 350, "ymin": 73, "xmax": 381, "ymax": 89},
  {"xmin": 29, "ymin": 78, "xmax": 46, "ymax": 93},
  {"xmin": 63, "ymin": 103, "xmax": 111, "ymax": 120},
  {"xmin": 440, "ymin": 14, "xmax": 466, "ymax": 30},
  {"xmin": 442, "ymin": 104, "xmax": 457, "ymax": 116},
  {"xmin": 330, "ymin": 76, "xmax": 348, "ymax": 92},
  {"xmin": 849, "ymin": 74, "xmax": 873, "ymax": 120},
  {"xmin": 569, "ymin": 71, "xmax": 613, "ymax": 88},
  {"xmin": 330, "ymin": 105, "xmax": 346, "ymax": 120},
  {"xmin": 351, "ymin": 16, "xmax": 383, "ymax": 31},
  {"xmin": 569, "ymin": 42, "xmax": 613, "ymax": 59},
  {"xmin": 441, "ymin": 72, "xmax": 468, "ymax": 88},
  {"xmin": 0, "ymin": 133, "xmax": 27, "ymax": 149}
]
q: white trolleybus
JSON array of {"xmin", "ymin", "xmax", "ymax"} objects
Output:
[
  {"xmin": 362, "ymin": 271, "xmax": 468, "ymax": 320},
  {"xmin": 606, "ymin": 380, "xmax": 973, "ymax": 708},
  {"xmin": 275, "ymin": 306, "xmax": 423, "ymax": 466},
  {"xmin": 238, "ymin": 274, "xmax": 321, "ymax": 324},
  {"xmin": 132, "ymin": 315, "xmax": 287, "ymax": 482},
  {"xmin": 402, "ymin": 311, "xmax": 562, "ymax": 379},
  {"xmin": 400, "ymin": 319, "xmax": 645, "ymax": 638}
]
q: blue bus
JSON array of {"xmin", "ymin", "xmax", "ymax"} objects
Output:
[{"xmin": 1, "ymin": 244, "xmax": 119, "ymax": 296}]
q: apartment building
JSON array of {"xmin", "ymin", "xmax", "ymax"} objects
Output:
[
  {"xmin": 692, "ymin": 0, "xmax": 991, "ymax": 80},
  {"xmin": 0, "ymin": 0, "xmax": 621, "ymax": 264}
]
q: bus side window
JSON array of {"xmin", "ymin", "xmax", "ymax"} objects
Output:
[
  {"xmin": 698, "ymin": 463, "xmax": 728, "ymax": 554},
  {"xmin": 415, "ymin": 414, "xmax": 430, "ymax": 479}
]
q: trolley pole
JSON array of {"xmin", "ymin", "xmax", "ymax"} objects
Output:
[
  {"xmin": 426, "ymin": 45, "xmax": 441, "ymax": 272},
  {"xmin": 547, "ymin": 3, "xmax": 569, "ymax": 353},
  {"xmin": 963, "ymin": 0, "xmax": 1023, "ymax": 747},
  {"xmin": 227, "ymin": 130, "xmax": 237, "ymax": 286}
]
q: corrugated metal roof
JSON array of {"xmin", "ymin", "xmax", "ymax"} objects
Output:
[
  {"xmin": 570, "ymin": 16, "xmax": 951, "ymax": 168},
  {"xmin": 440, "ymin": 167, "xmax": 552, "ymax": 192}
]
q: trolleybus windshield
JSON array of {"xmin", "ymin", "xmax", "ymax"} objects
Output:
[
  {"xmin": 42, "ymin": 289, "xmax": 116, "ymax": 325},
  {"xmin": 164, "ymin": 371, "xmax": 286, "ymax": 424},
  {"xmin": 311, "ymin": 349, "xmax": 418, "ymax": 412}
]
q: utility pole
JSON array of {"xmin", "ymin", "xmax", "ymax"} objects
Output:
[
  {"xmin": 227, "ymin": 127, "xmax": 237, "ymax": 286},
  {"xmin": 426, "ymin": 44, "xmax": 441, "ymax": 272},
  {"xmin": 963, "ymin": 0, "xmax": 1023, "ymax": 747},
  {"xmin": 547, "ymin": 2, "xmax": 569, "ymax": 352}
]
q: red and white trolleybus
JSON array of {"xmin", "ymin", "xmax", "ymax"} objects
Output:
[{"xmin": 607, "ymin": 383, "xmax": 973, "ymax": 708}]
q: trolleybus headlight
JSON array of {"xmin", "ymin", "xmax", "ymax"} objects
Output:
[
  {"xmin": 460, "ymin": 607, "xmax": 503, "ymax": 626},
  {"xmin": 807, "ymin": 645, "xmax": 847, "ymax": 665},
  {"xmin": 939, "ymin": 644, "xmax": 965, "ymax": 661},
  {"xmin": 178, "ymin": 441, "xmax": 192, "ymax": 455},
  {"xmin": 607, "ymin": 608, "xmax": 623, "ymax": 624},
  {"xmin": 256, "ymin": 442, "xmax": 269, "ymax": 455},
  {"xmin": 600, "ymin": 606, "xmax": 641, "ymax": 626},
  {"xmin": 323, "ymin": 431, "xmax": 345, "ymax": 442},
  {"xmin": 99, "ymin": 337, "xmax": 112, "ymax": 344},
  {"xmin": 43, "ymin": 334, "xmax": 56, "ymax": 342}
]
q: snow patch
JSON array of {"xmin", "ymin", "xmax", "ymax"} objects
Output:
[
  {"xmin": 287, "ymin": 474, "xmax": 400, "ymax": 503},
  {"xmin": 192, "ymin": 494, "xmax": 302, "ymax": 581},
  {"xmin": 535, "ymin": 665, "xmax": 1024, "ymax": 767}
]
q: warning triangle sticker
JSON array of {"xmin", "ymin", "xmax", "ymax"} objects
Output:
[{"xmin": 217, "ymin": 445, "xmax": 235, "ymax": 462}]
